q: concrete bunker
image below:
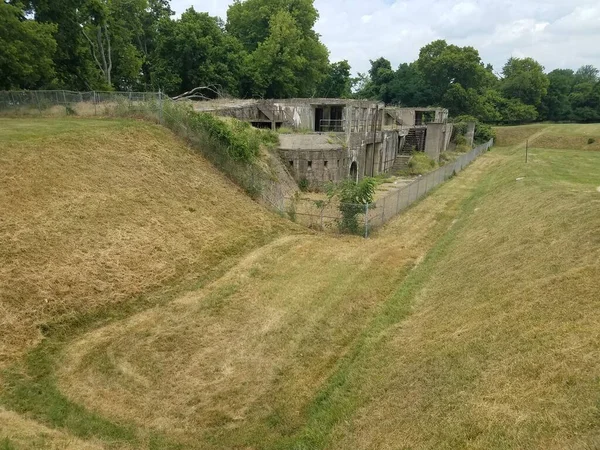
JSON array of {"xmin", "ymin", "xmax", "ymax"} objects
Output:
[{"xmin": 194, "ymin": 99, "xmax": 453, "ymax": 189}]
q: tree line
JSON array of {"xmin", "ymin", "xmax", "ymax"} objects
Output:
[
  {"xmin": 2, "ymin": 0, "xmax": 599, "ymax": 124},
  {"xmin": 357, "ymin": 40, "xmax": 600, "ymax": 124},
  {"xmin": 1, "ymin": 0, "xmax": 339, "ymax": 98}
]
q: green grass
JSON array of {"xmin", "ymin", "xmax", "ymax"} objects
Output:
[
  {"xmin": 3, "ymin": 121, "xmax": 600, "ymax": 449},
  {"xmin": 0, "ymin": 117, "xmax": 132, "ymax": 143}
]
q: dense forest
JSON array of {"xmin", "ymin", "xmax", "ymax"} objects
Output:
[{"xmin": 2, "ymin": 0, "xmax": 600, "ymax": 124}]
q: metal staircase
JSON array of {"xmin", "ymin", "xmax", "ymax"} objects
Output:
[{"xmin": 400, "ymin": 128, "xmax": 427, "ymax": 154}]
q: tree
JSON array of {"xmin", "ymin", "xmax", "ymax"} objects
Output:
[
  {"xmin": 153, "ymin": 8, "xmax": 247, "ymax": 96},
  {"xmin": 417, "ymin": 40, "xmax": 493, "ymax": 104},
  {"xmin": 327, "ymin": 177, "xmax": 376, "ymax": 234},
  {"xmin": 539, "ymin": 69, "xmax": 575, "ymax": 121},
  {"xmin": 574, "ymin": 65, "xmax": 599, "ymax": 84},
  {"xmin": 441, "ymin": 83, "xmax": 480, "ymax": 117},
  {"xmin": 227, "ymin": 0, "xmax": 328, "ymax": 98},
  {"xmin": 244, "ymin": 9, "xmax": 328, "ymax": 97},
  {"xmin": 387, "ymin": 63, "xmax": 433, "ymax": 106},
  {"xmin": 0, "ymin": 2, "xmax": 57, "ymax": 89},
  {"xmin": 25, "ymin": 0, "xmax": 104, "ymax": 89},
  {"xmin": 501, "ymin": 57, "xmax": 549, "ymax": 107},
  {"xmin": 227, "ymin": 0, "xmax": 319, "ymax": 52},
  {"xmin": 137, "ymin": 0, "xmax": 173, "ymax": 89},
  {"xmin": 317, "ymin": 60, "xmax": 352, "ymax": 98}
]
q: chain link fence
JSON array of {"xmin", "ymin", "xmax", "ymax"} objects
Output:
[{"xmin": 283, "ymin": 139, "xmax": 494, "ymax": 237}]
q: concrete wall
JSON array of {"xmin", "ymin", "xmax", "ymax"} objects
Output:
[
  {"xmin": 271, "ymin": 99, "xmax": 384, "ymax": 132},
  {"xmin": 279, "ymin": 129, "xmax": 399, "ymax": 188},
  {"xmin": 465, "ymin": 122, "xmax": 476, "ymax": 147},
  {"xmin": 425, "ymin": 123, "xmax": 445, "ymax": 161},
  {"xmin": 443, "ymin": 123, "xmax": 454, "ymax": 153}
]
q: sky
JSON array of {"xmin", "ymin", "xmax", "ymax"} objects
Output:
[{"xmin": 171, "ymin": 0, "xmax": 600, "ymax": 76}]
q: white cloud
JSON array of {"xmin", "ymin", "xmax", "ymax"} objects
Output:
[{"xmin": 170, "ymin": 0, "xmax": 600, "ymax": 74}]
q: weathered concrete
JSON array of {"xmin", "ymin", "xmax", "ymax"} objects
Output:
[
  {"xmin": 466, "ymin": 122, "xmax": 476, "ymax": 147},
  {"xmin": 425, "ymin": 123, "xmax": 445, "ymax": 161},
  {"xmin": 196, "ymin": 98, "xmax": 453, "ymax": 189}
]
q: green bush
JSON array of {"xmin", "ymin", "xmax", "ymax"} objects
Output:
[
  {"xmin": 329, "ymin": 178, "xmax": 376, "ymax": 234},
  {"xmin": 453, "ymin": 114, "xmax": 496, "ymax": 145},
  {"xmin": 454, "ymin": 134, "xmax": 467, "ymax": 146},
  {"xmin": 408, "ymin": 152, "xmax": 437, "ymax": 175},
  {"xmin": 588, "ymin": 138, "xmax": 596, "ymax": 145},
  {"xmin": 189, "ymin": 113, "xmax": 260, "ymax": 162},
  {"xmin": 298, "ymin": 178, "xmax": 310, "ymax": 192},
  {"xmin": 260, "ymin": 129, "xmax": 280, "ymax": 148}
]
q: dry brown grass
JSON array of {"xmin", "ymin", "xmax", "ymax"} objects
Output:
[
  {"xmin": 5, "ymin": 119, "xmax": 600, "ymax": 449},
  {"xmin": 0, "ymin": 118, "xmax": 288, "ymax": 369},
  {"xmin": 327, "ymin": 135, "xmax": 600, "ymax": 449},
  {"xmin": 55, "ymin": 146, "xmax": 496, "ymax": 448},
  {"xmin": 494, "ymin": 124, "xmax": 548, "ymax": 147}
]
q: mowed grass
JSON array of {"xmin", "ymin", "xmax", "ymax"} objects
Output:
[
  {"xmin": 0, "ymin": 118, "xmax": 288, "ymax": 368},
  {"xmin": 323, "ymin": 126, "xmax": 600, "ymax": 449},
  {"xmin": 496, "ymin": 122, "xmax": 600, "ymax": 150},
  {"xmin": 3, "ymin": 120, "xmax": 600, "ymax": 449}
]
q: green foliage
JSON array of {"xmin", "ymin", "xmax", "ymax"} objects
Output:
[
  {"xmin": 407, "ymin": 153, "xmax": 437, "ymax": 175},
  {"xmin": 227, "ymin": 0, "xmax": 319, "ymax": 52},
  {"xmin": 243, "ymin": 8, "xmax": 328, "ymax": 98},
  {"xmin": 188, "ymin": 113, "xmax": 260, "ymax": 162},
  {"xmin": 298, "ymin": 178, "xmax": 309, "ymax": 192},
  {"xmin": 453, "ymin": 115, "xmax": 496, "ymax": 144},
  {"xmin": 588, "ymin": 138, "xmax": 596, "ymax": 145},
  {"xmin": 417, "ymin": 40, "xmax": 494, "ymax": 104},
  {"xmin": 153, "ymin": 9, "xmax": 246, "ymax": 96},
  {"xmin": 501, "ymin": 57, "xmax": 549, "ymax": 107},
  {"xmin": 0, "ymin": 3, "xmax": 57, "ymax": 90},
  {"xmin": 327, "ymin": 178, "xmax": 376, "ymax": 234},
  {"xmin": 318, "ymin": 60, "xmax": 352, "ymax": 98}
]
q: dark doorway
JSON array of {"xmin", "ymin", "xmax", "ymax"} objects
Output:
[
  {"xmin": 315, "ymin": 107, "xmax": 324, "ymax": 132},
  {"xmin": 365, "ymin": 143, "xmax": 374, "ymax": 176},
  {"xmin": 350, "ymin": 161, "xmax": 358, "ymax": 181}
]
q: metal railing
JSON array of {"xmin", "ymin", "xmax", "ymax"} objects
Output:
[{"xmin": 318, "ymin": 119, "xmax": 344, "ymax": 132}]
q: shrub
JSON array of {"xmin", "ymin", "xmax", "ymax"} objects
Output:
[
  {"xmin": 454, "ymin": 134, "xmax": 467, "ymax": 146},
  {"xmin": 187, "ymin": 112, "xmax": 261, "ymax": 162},
  {"xmin": 408, "ymin": 152, "xmax": 437, "ymax": 175},
  {"xmin": 277, "ymin": 127, "xmax": 294, "ymax": 134},
  {"xmin": 588, "ymin": 138, "xmax": 596, "ymax": 145},
  {"xmin": 298, "ymin": 178, "xmax": 309, "ymax": 192},
  {"xmin": 329, "ymin": 178, "xmax": 376, "ymax": 234},
  {"xmin": 452, "ymin": 114, "xmax": 496, "ymax": 145},
  {"xmin": 261, "ymin": 130, "xmax": 280, "ymax": 148}
]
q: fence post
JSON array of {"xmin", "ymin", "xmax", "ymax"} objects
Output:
[
  {"xmin": 34, "ymin": 91, "xmax": 42, "ymax": 114},
  {"xmin": 62, "ymin": 90, "xmax": 67, "ymax": 113},
  {"xmin": 158, "ymin": 90, "xmax": 163, "ymax": 124},
  {"xmin": 93, "ymin": 91, "xmax": 97, "ymax": 116},
  {"xmin": 364, "ymin": 203, "xmax": 369, "ymax": 239}
]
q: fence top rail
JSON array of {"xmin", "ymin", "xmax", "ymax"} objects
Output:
[{"xmin": 0, "ymin": 90, "xmax": 161, "ymax": 95}]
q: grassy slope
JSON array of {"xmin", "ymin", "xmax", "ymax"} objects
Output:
[
  {"xmin": 3, "ymin": 121, "xmax": 600, "ymax": 449},
  {"xmin": 0, "ymin": 117, "xmax": 288, "ymax": 368},
  {"xmin": 52, "ymin": 140, "xmax": 499, "ymax": 448},
  {"xmin": 325, "ymin": 126, "xmax": 600, "ymax": 449}
]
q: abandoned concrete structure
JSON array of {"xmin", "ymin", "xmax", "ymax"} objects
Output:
[{"xmin": 196, "ymin": 99, "xmax": 453, "ymax": 189}]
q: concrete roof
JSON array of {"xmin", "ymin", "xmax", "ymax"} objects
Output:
[{"xmin": 278, "ymin": 134, "xmax": 345, "ymax": 151}]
